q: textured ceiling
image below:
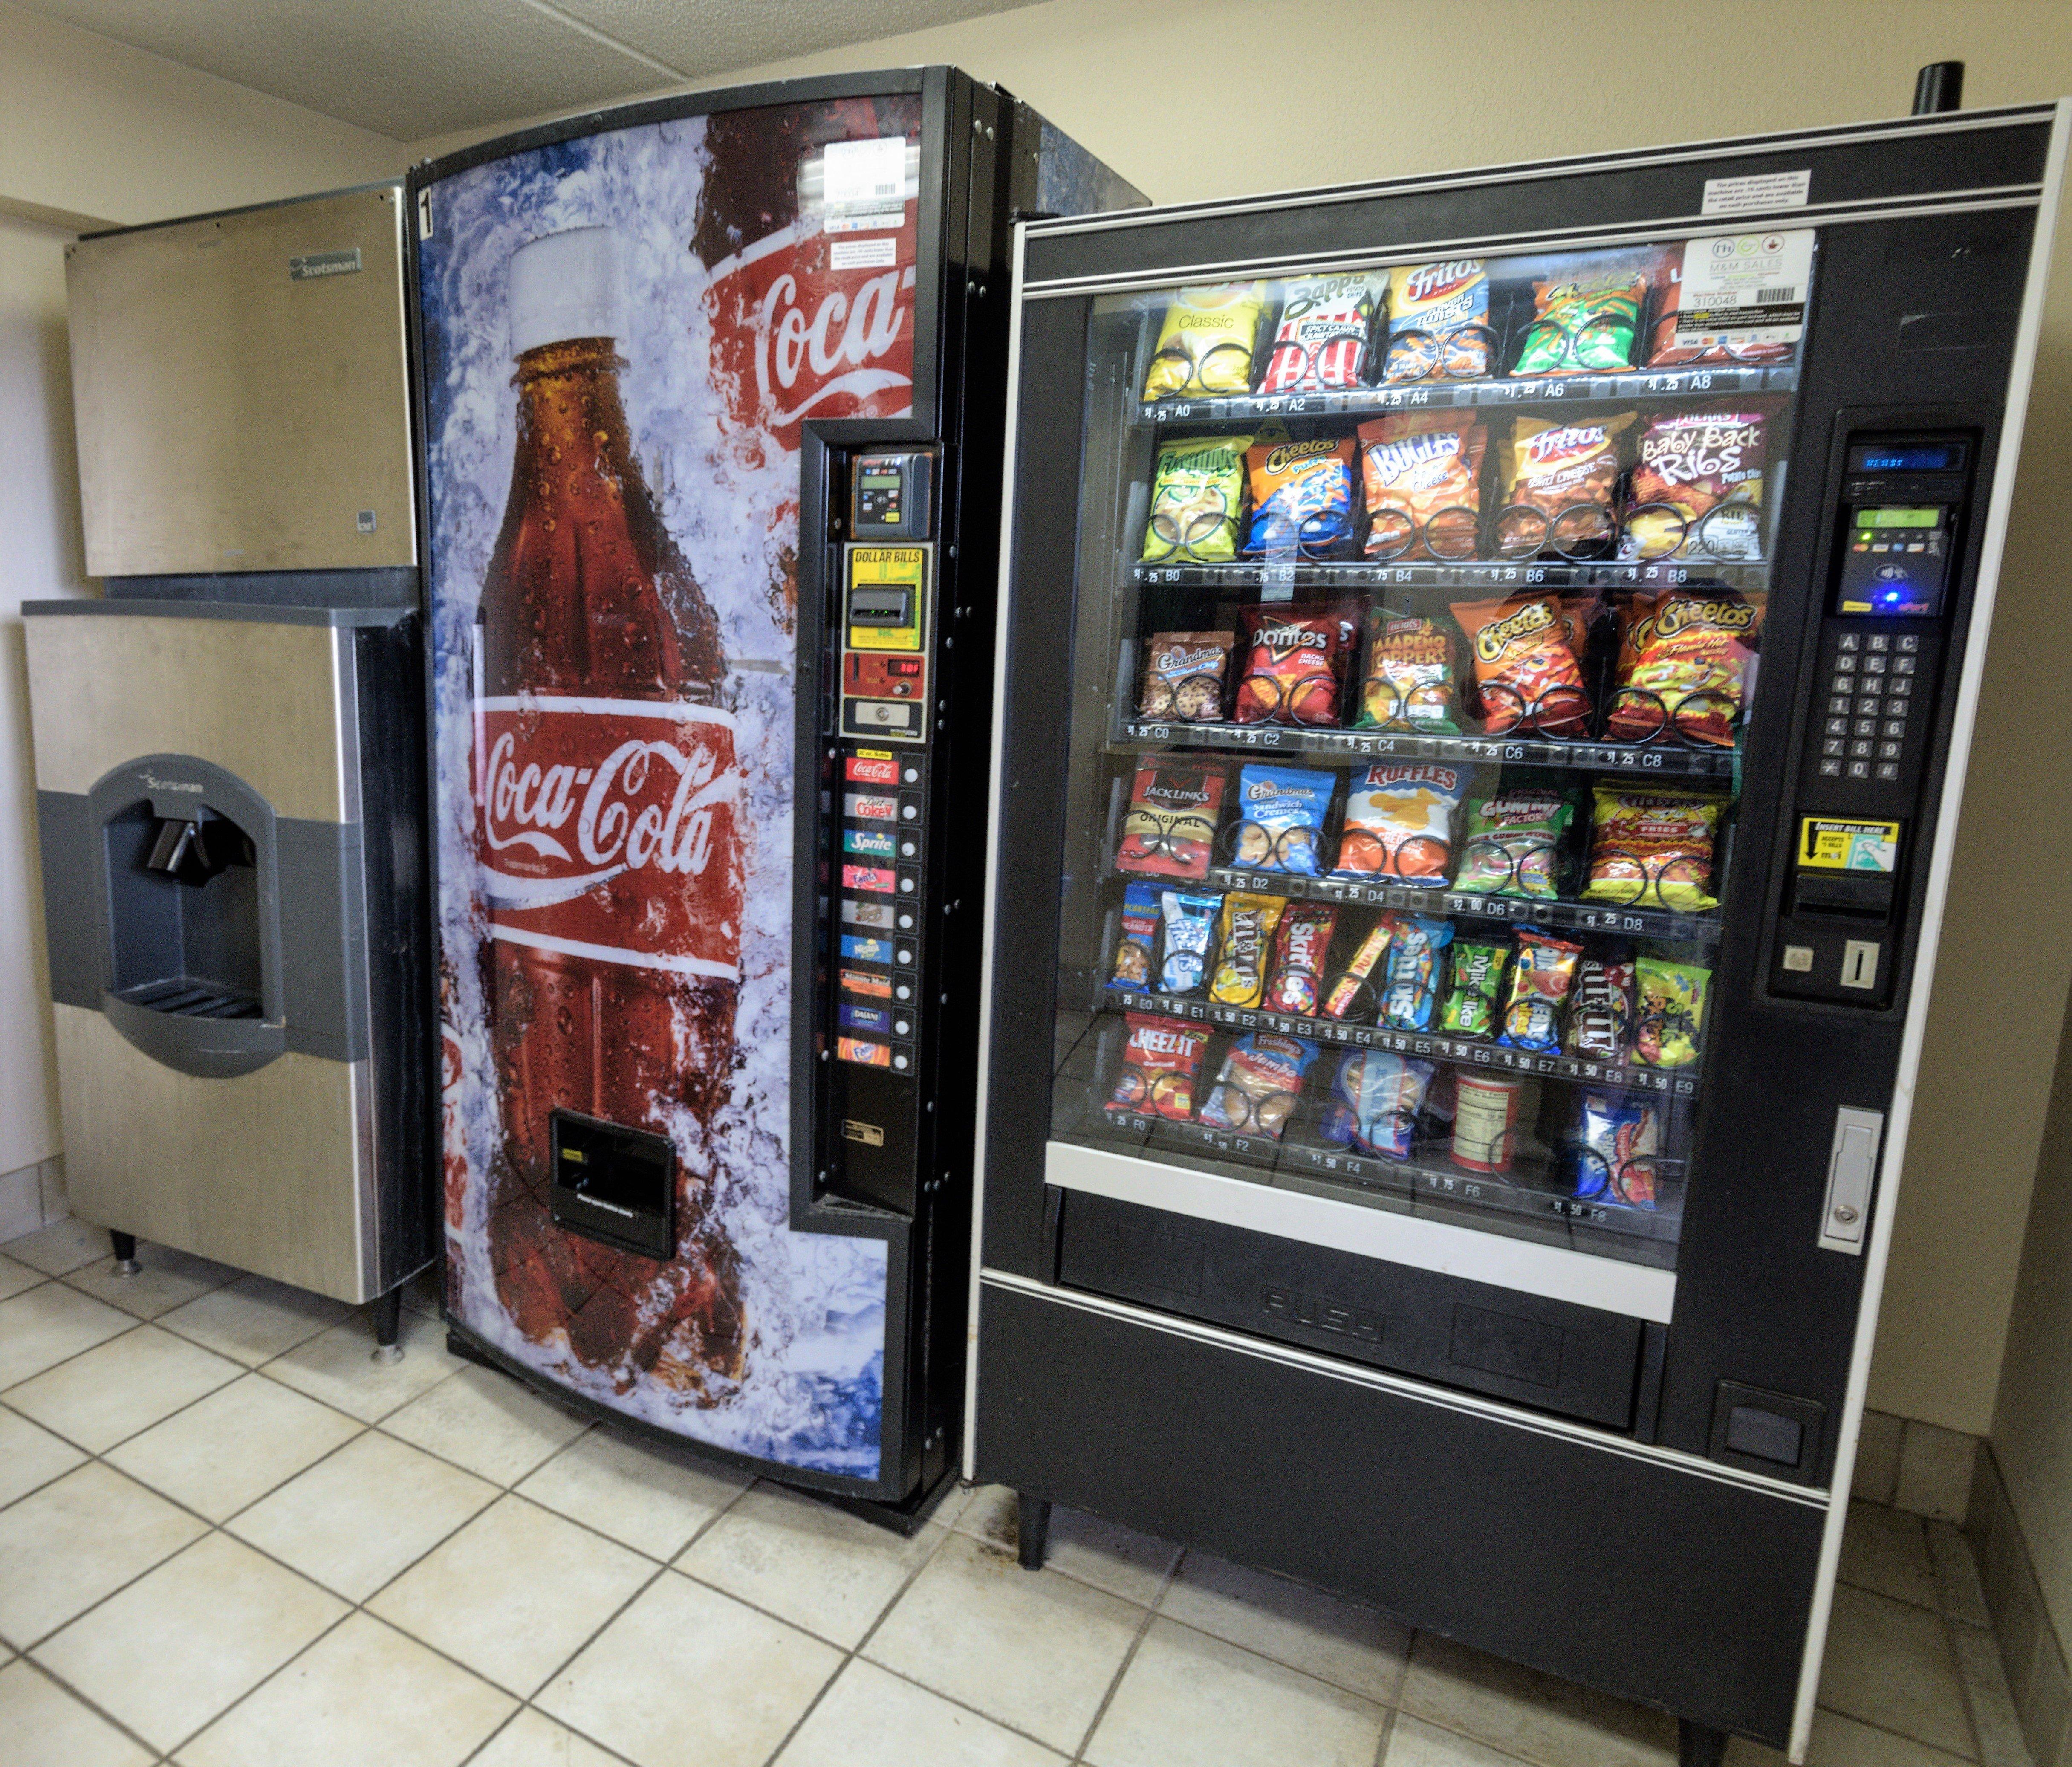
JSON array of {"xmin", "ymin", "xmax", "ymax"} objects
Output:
[{"xmin": 18, "ymin": 0, "xmax": 1037, "ymax": 140}]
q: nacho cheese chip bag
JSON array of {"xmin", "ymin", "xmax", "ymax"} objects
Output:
[{"xmin": 1143, "ymin": 283, "xmax": 1267, "ymax": 399}]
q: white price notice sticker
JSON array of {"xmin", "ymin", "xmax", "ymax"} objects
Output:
[
  {"xmin": 830, "ymin": 238, "xmax": 899, "ymax": 271},
  {"xmin": 824, "ymin": 137, "xmax": 908, "ymax": 206},
  {"xmin": 1701, "ymin": 169, "xmax": 1811, "ymax": 217}
]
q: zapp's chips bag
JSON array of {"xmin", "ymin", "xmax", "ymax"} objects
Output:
[
  {"xmin": 1512, "ymin": 257, "xmax": 1655, "ymax": 376},
  {"xmin": 1331, "ymin": 764, "xmax": 1467, "ymax": 882},
  {"xmin": 1359, "ymin": 608, "xmax": 1459, "ymax": 734},
  {"xmin": 1233, "ymin": 607, "xmax": 1355, "ymax": 726},
  {"xmin": 1260, "ymin": 273, "xmax": 1382, "ymax": 393},
  {"xmin": 1451, "ymin": 592, "xmax": 1590, "ymax": 736},
  {"xmin": 1582, "ymin": 787, "xmax": 1725, "ymax": 914},
  {"xmin": 1623, "ymin": 408, "xmax": 1769, "ymax": 561},
  {"xmin": 1358, "ymin": 413, "xmax": 1485, "ymax": 562},
  {"xmin": 1111, "ymin": 1015, "xmax": 1211, "ymax": 1119},
  {"xmin": 1383, "ymin": 260, "xmax": 1492, "ymax": 382},
  {"xmin": 1245, "ymin": 434, "xmax": 1356, "ymax": 555},
  {"xmin": 1141, "ymin": 435, "xmax": 1252, "ymax": 563},
  {"xmin": 1606, "ymin": 590, "xmax": 1763, "ymax": 747},
  {"xmin": 1495, "ymin": 415, "xmax": 1634, "ymax": 560},
  {"xmin": 1143, "ymin": 283, "xmax": 1267, "ymax": 399}
]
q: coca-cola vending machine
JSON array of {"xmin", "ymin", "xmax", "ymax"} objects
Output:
[{"xmin": 413, "ymin": 69, "xmax": 1141, "ymax": 1518}]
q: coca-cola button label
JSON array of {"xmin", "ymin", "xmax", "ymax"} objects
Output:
[
  {"xmin": 846, "ymin": 752, "xmax": 900, "ymax": 785},
  {"xmin": 477, "ymin": 695, "xmax": 742, "ymax": 980}
]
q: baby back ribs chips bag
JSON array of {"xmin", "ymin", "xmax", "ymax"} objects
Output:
[
  {"xmin": 1142, "ymin": 435, "xmax": 1253, "ymax": 563},
  {"xmin": 1623, "ymin": 408, "xmax": 1770, "ymax": 561},
  {"xmin": 1582, "ymin": 787, "xmax": 1725, "ymax": 914},
  {"xmin": 1512, "ymin": 255, "xmax": 1658, "ymax": 376},
  {"xmin": 1451, "ymin": 591, "xmax": 1591, "ymax": 736},
  {"xmin": 1111, "ymin": 1015, "xmax": 1211, "ymax": 1118},
  {"xmin": 1245, "ymin": 434, "xmax": 1357, "ymax": 555},
  {"xmin": 1606, "ymin": 591, "xmax": 1763, "ymax": 746},
  {"xmin": 1359, "ymin": 609, "xmax": 1460, "ymax": 734},
  {"xmin": 1358, "ymin": 413, "xmax": 1486, "ymax": 562},
  {"xmin": 1143, "ymin": 283, "xmax": 1267, "ymax": 399},
  {"xmin": 1495, "ymin": 415, "xmax": 1634, "ymax": 560},
  {"xmin": 1260, "ymin": 272, "xmax": 1382, "ymax": 393},
  {"xmin": 1383, "ymin": 260, "xmax": 1493, "ymax": 382}
]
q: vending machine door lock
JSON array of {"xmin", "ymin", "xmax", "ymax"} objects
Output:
[{"xmin": 1819, "ymin": 1107, "xmax": 1884, "ymax": 1254}]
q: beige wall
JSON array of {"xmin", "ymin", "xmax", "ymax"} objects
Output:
[{"xmin": 0, "ymin": 1, "xmax": 402, "ymax": 1177}]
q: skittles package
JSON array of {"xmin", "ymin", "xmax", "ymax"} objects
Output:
[
  {"xmin": 1451, "ymin": 592, "xmax": 1591, "ymax": 736},
  {"xmin": 1498, "ymin": 931, "xmax": 1585, "ymax": 1052},
  {"xmin": 1245, "ymin": 433, "xmax": 1358, "ymax": 555},
  {"xmin": 1383, "ymin": 260, "xmax": 1492, "ymax": 382},
  {"xmin": 1358, "ymin": 608, "xmax": 1460, "ymax": 734},
  {"xmin": 1200, "ymin": 1033, "xmax": 1318, "ymax": 1139},
  {"xmin": 1141, "ymin": 435, "xmax": 1252, "ymax": 563},
  {"xmin": 1143, "ymin": 283, "xmax": 1267, "ymax": 399},
  {"xmin": 1377, "ymin": 913, "xmax": 1453, "ymax": 1032},
  {"xmin": 1635, "ymin": 958, "xmax": 1711, "ymax": 1068},
  {"xmin": 1266, "ymin": 904, "xmax": 1338, "ymax": 1017},
  {"xmin": 1582, "ymin": 788, "xmax": 1725, "ymax": 914},
  {"xmin": 1331, "ymin": 763, "xmax": 1467, "ymax": 882},
  {"xmin": 1441, "ymin": 938, "xmax": 1511, "ymax": 1039},
  {"xmin": 1110, "ymin": 1015, "xmax": 1211, "ymax": 1119},
  {"xmin": 1110, "ymin": 882, "xmax": 1161, "ymax": 989}
]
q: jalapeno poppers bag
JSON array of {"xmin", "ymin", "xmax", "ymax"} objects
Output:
[
  {"xmin": 1359, "ymin": 608, "xmax": 1461, "ymax": 734},
  {"xmin": 1143, "ymin": 283, "xmax": 1268, "ymax": 399}
]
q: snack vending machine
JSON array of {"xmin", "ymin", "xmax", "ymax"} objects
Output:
[
  {"xmin": 416, "ymin": 69, "xmax": 1140, "ymax": 1518},
  {"xmin": 971, "ymin": 103, "xmax": 2065, "ymax": 1753}
]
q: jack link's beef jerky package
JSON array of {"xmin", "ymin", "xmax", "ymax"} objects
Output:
[
  {"xmin": 1139, "ymin": 631, "xmax": 1235, "ymax": 722},
  {"xmin": 1117, "ymin": 759, "xmax": 1226, "ymax": 881},
  {"xmin": 1623, "ymin": 408, "xmax": 1770, "ymax": 562},
  {"xmin": 1209, "ymin": 894, "xmax": 1288, "ymax": 1008},
  {"xmin": 1359, "ymin": 608, "xmax": 1460, "ymax": 734},
  {"xmin": 1496, "ymin": 415, "xmax": 1635, "ymax": 558},
  {"xmin": 1359, "ymin": 413, "xmax": 1486, "ymax": 563},
  {"xmin": 1245, "ymin": 434, "xmax": 1358, "ymax": 555},
  {"xmin": 1451, "ymin": 592, "xmax": 1590, "ymax": 737},
  {"xmin": 1111, "ymin": 1014, "xmax": 1211, "ymax": 1119},
  {"xmin": 1512, "ymin": 253, "xmax": 1660, "ymax": 376},
  {"xmin": 1233, "ymin": 605, "xmax": 1356, "ymax": 726},
  {"xmin": 1383, "ymin": 260, "xmax": 1492, "ymax": 382},
  {"xmin": 1143, "ymin": 283, "xmax": 1268, "ymax": 399},
  {"xmin": 1110, "ymin": 882, "xmax": 1161, "ymax": 989},
  {"xmin": 1605, "ymin": 591, "xmax": 1763, "ymax": 746},
  {"xmin": 1583, "ymin": 787, "xmax": 1725, "ymax": 914},
  {"xmin": 1260, "ymin": 272, "xmax": 1382, "ymax": 393},
  {"xmin": 1158, "ymin": 889, "xmax": 1220, "ymax": 995},
  {"xmin": 1266, "ymin": 903, "xmax": 1338, "ymax": 1016},
  {"xmin": 1141, "ymin": 435, "xmax": 1253, "ymax": 563},
  {"xmin": 1228, "ymin": 764, "xmax": 1332, "ymax": 876},
  {"xmin": 1200, "ymin": 1032, "xmax": 1318, "ymax": 1139}
]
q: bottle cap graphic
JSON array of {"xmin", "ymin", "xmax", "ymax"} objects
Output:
[{"xmin": 508, "ymin": 226, "xmax": 625, "ymax": 357}]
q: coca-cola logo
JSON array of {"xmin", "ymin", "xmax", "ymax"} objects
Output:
[
  {"xmin": 484, "ymin": 730, "xmax": 724, "ymax": 884},
  {"xmin": 756, "ymin": 262, "xmax": 914, "ymax": 430}
]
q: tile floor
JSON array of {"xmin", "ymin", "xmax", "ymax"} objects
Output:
[{"xmin": 0, "ymin": 1218, "xmax": 2035, "ymax": 1767}]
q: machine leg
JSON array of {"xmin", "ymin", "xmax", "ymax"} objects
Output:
[
  {"xmin": 1016, "ymin": 1493, "xmax": 1052, "ymax": 1572},
  {"xmin": 1678, "ymin": 1718, "xmax": 1729, "ymax": 1767},
  {"xmin": 370, "ymin": 1286, "xmax": 404, "ymax": 1364},
  {"xmin": 110, "ymin": 1230, "xmax": 140, "ymax": 1276}
]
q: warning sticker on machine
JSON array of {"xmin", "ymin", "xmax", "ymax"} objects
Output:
[
  {"xmin": 1702, "ymin": 168, "xmax": 1811, "ymax": 217},
  {"xmin": 1800, "ymin": 817, "xmax": 1901, "ymax": 873}
]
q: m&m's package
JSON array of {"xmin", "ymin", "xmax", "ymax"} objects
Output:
[
  {"xmin": 1566, "ymin": 951, "xmax": 1637, "ymax": 1063},
  {"xmin": 1209, "ymin": 894, "xmax": 1287, "ymax": 1008}
]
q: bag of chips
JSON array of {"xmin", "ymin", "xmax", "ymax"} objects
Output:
[
  {"xmin": 1635, "ymin": 958, "xmax": 1711, "ymax": 1068},
  {"xmin": 1246, "ymin": 434, "xmax": 1357, "ymax": 555},
  {"xmin": 1495, "ymin": 416, "xmax": 1634, "ymax": 560},
  {"xmin": 1111, "ymin": 1015, "xmax": 1211, "ymax": 1119},
  {"xmin": 1233, "ymin": 606, "xmax": 1355, "ymax": 726},
  {"xmin": 1266, "ymin": 904, "xmax": 1338, "ymax": 1016},
  {"xmin": 1512, "ymin": 258, "xmax": 1653, "ymax": 376},
  {"xmin": 1117, "ymin": 760, "xmax": 1226, "ymax": 881},
  {"xmin": 1383, "ymin": 260, "xmax": 1492, "ymax": 382},
  {"xmin": 1358, "ymin": 413, "xmax": 1486, "ymax": 562},
  {"xmin": 1582, "ymin": 787, "xmax": 1725, "ymax": 914},
  {"xmin": 1331, "ymin": 763, "xmax": 1467, "ymax": 882},
  {"xmin": 1358, "ymin": 609, "xmax": 1460, "ymax": 735},
  {"xmin": 1573, "ymin": 1090, "xmax": 1661, "ymax": 1206},
  {"xmin": 1498, "ymin": 931, "xmax": 1586, "ymax": 1051},
  {"xmin": 1228, "ymin": 764, "xmax": 1332, "ymax": 876},
  {"xmin": 1378, "ymin": 913, "xmax": 1453, "ymax": 1032},
  {"xmin": 1139, "ymin": 631, "xmax": 1235, "ymax": 723},
  {"xmin": 1451, "ymin": 592, "xmax": 1591, "ymax": 737},
  {"xmin": 1605, "ymin": 591, "xmax": 1763, "ymax": 747},
  {"xmin": 1200, "ymin": 1033, "xmax": 1317, "ymax": 1139},
  {"xmin": 1158, "ymin": 889, "xmax": 1220, "ymax": 994},
  {"xmin": 1623, "ymin": 409, "xmax": 1770, "ymax": 562},
  {"xmin": 1566, "ymin": 951, "xmax": 1636, "ymax": 1062},
  {"xmin": 1441, "ymin": 938, "xmax": 1510, "ymax": 1038},
  {"xmin": 1141, "ymin": 435, "xmax": 1252, "ymax": 563},
  {"xmin": 1321, "ymin": 916, "xmax": 1391, "ymax": 1021},
  {"xmin": 1143, "ymin": 284, "xmax": 1267, "ymax": 399},
  {"xmin": 1110, "ymin": 882, "xmax": 1161, "ymax": 989},
  {"xmin": 1455, "ymin": 787, "xmax": 1576, "ymax": 899},
  {"xmin": 1260, "ymin": 273, "xmax": 1382, "ymax": 393},
  {"xmin": 1210, "ymin": 894, "xmax": 1287, "ymax": 1007}
]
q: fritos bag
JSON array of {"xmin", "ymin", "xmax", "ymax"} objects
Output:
[
  {"xmin": 1233, "ymin": 606, "xmax": 1355, "ymax": 726},
  {"xmin": 1582, "ymin": 787, "xmax": 1725, "ymax": 914},
  {"xmin": 1624, "ymin": 408, "xmax": 1770, "ymax": 561},
  {"xmin": 1358, "ymin": 413, "xmax": 1485, "ymax": 562},
  {"xmin": 1260, "ymin": 273, "xmax": 1382, "ymax": 393},
  {"xmin": 1245, "ymin": 434, "xmax": 1356, "ymax": 555},
  {"xmin": 1383, "ymin": 260, "xmax": 1492, "ymax": 382},
  {"xmin": 1358, "ymin": 608, "xmax": 1459, "ymax": 734},
  {"xmin": 1141, "ymin": 435, "xmax": 1252, "ymax": 563},
  {"xmin": 1604, "ymin": 591, "xmax": 1763, "ymax": 747},
  {"xmin": 1143, "ymin": 284, "xmax": 1267, "ymax": 399},
  {"xmin": 1496, "ymin": 415, "xmax": 1634, "ymax": 558},
  {"xmin": 1451, "ymin": 592, "xmax": 1591, "ymax": 737}
]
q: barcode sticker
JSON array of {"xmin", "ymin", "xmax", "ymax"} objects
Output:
[
  {"xmin": 1674, "ymin": 230, "xmax": 1815, "ymax": 346},
  {"xmin": 824, "ymin": 138, "xmax": 908, "ymax": 207}
]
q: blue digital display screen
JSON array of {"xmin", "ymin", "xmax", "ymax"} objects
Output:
[{"xmin": 1850, "ymin": 442, "xmax": 1965, "ymax": 474}]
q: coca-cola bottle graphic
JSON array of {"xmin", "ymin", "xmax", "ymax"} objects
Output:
[{"xmin": 476, "ymin": 226, "xmax": 746, "ymax": 1394}]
